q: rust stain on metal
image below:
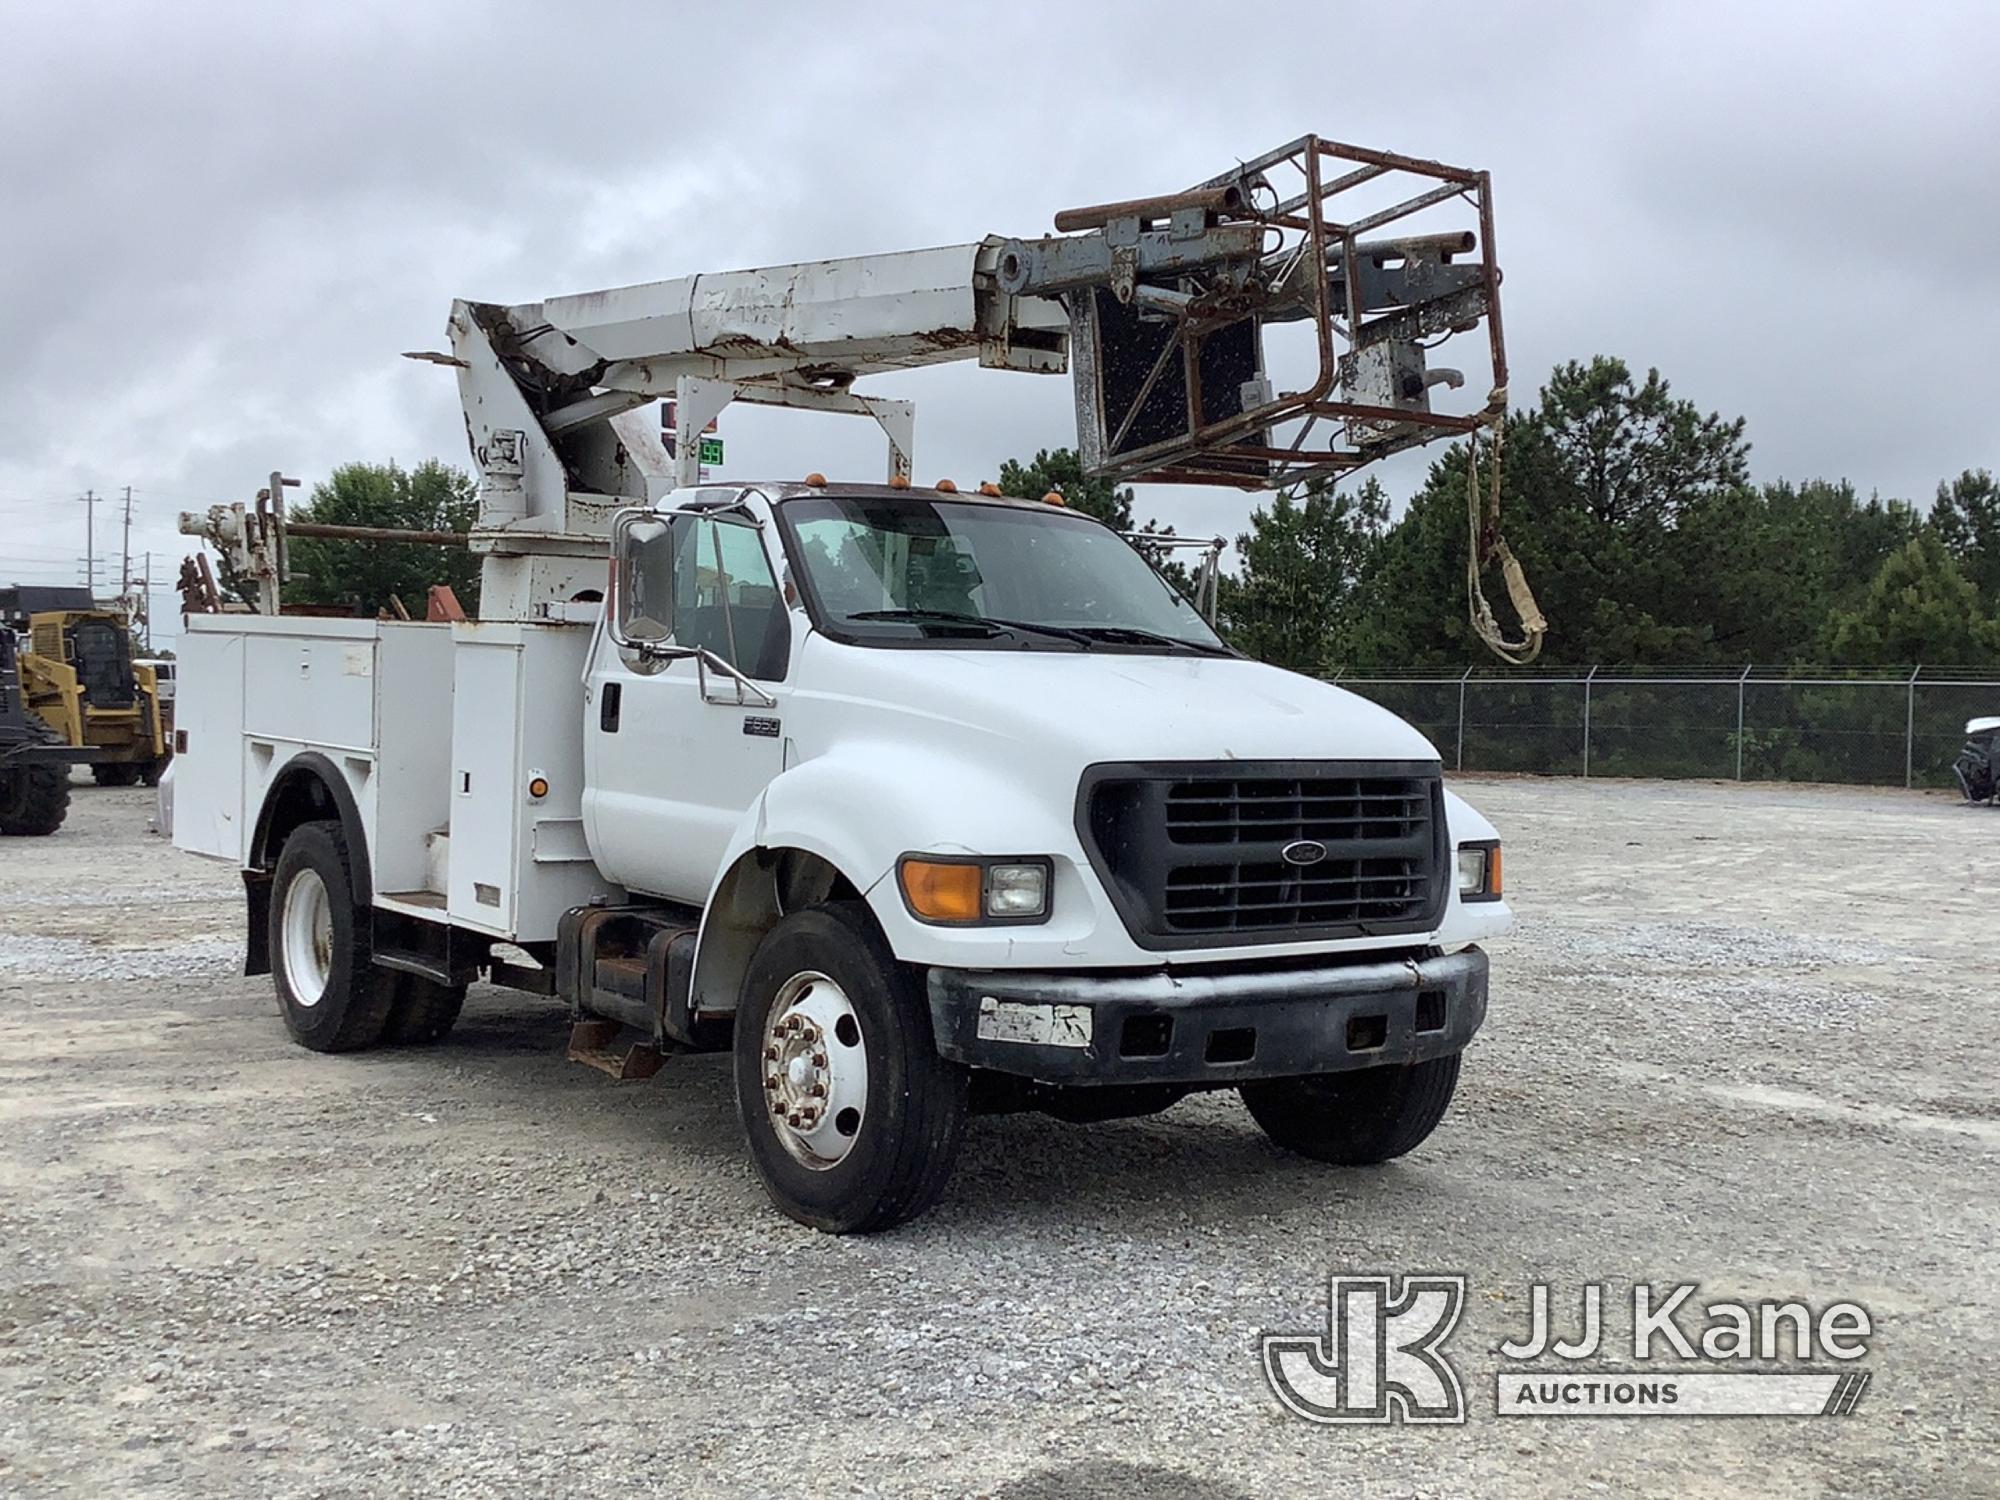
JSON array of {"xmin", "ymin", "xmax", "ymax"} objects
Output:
[{"xmin": 1054, "ymin": 184, "xmax": 1247, "ymax": 233}]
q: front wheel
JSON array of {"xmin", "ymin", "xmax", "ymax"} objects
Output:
[
  {"xmin": 269, "ymin": 819, "xmax": 395, "ymax": 1053},
  {"xmin": 1240, "ymin": 1053, "xmax": 1462, "ymax": 1165},
  {"xmin": 92, "ymin": 763, "xmax": 142, "ymax": 787},
  {"xmin": 733, "ymin": 904, "xmax": 968, "ymax": 1233}
]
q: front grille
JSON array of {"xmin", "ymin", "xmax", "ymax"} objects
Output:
[
  {"xmin": 1164, "ymin": 777, "xmax": 1434, "ymax": 846},
  {"xmin": 1081, "ymin": 762, "xmax": 1446, "ymax": 949}
]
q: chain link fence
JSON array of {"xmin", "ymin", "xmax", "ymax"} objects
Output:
[{"xmin": 1333, "ymin": 667, "xmax": 2000, "ymax": 789}]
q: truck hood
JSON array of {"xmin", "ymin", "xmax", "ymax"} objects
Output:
[{"xmin": 799, "ymin": 639, "xmax": 1440, "ymax": 765}]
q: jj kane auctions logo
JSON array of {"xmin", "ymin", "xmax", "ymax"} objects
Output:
[{"xmin": 1264, "ymin": 1275, "xmax": 1873, "ymax": 1423}]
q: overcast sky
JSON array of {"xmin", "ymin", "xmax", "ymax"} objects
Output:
[{"xmin": 4, "ymin": 1, "xmax": 1996, "ymax": 643}]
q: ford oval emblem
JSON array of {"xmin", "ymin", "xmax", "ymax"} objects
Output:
[{"xmin": 1281, "ymin": 839, "xmax": 1329, "ymax": 867}]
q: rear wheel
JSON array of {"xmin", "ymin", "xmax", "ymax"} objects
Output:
[
  {"xmin": 733, "ymin": 903, "xmax": 968, "ymax": 1233},
  {"xmin": 1239, "ymin": 1054, "xmax": 1462, "ymax": 1165},
  {"xmin": 0, "ymin": 729, "xmax": 71, "ymax": 836},
  {"xmin": 269, "ymin": 819, "xmax": 394, "ymax": 1052},
  {"xmin": 92, "ymin": 762, "xmax": 142, "ymax": 787},
  {"xmin": 382, "ymin": 972, "xmax": 466, "ymax": 1045}
]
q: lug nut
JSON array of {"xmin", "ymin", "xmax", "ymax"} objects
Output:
[
  {"xmin": 811, "ymin": 1052, "xmax": 827, "ymax": 1068},
  {"xmin": 808, "ymin": 1083, "xmax": 826, "ymax": 1098},
  {"xmin": 764, "ymin": 1045, "xmax": 779, "ymax": 1060},
  {"xmin": 764, "ymin": 1075, "xmax": 779, "ymax": 1091},
  {"xmin": 771, "ymin": 1099, "xmax": 786, "ymax": 1115}
]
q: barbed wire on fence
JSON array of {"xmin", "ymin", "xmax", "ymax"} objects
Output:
[{"xmin": 1329, "ymin": 665, "xmax": 2000, "ymax": 789}]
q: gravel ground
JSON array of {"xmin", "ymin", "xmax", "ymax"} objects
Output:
[{"xmin": 1, "ymin": 775, "xmax": 1995, "ymax": 1497}]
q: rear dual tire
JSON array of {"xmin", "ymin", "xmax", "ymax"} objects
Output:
[
  {"xmin": 270, "ymin": 819, "xmax": 464, "ymax": 1052},
  {"xmin": 383, "ymin": 973, "xmax": 465, "ymax": 1045},
  {"xmin": 271, "ymin": 820, "xmax": 396, "ymax": 1053}
]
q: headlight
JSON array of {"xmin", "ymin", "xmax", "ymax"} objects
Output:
[
  {"xmin": 984, "ymin": 863, "xmax": 1049, "ymax": 918},
  {"xmin": 898, "ymin": 855, "xmax": 1053, "ymax": 924},
  {"xmin": 1456, "ymin": 841, "xmax": 1502, "ymax": 902}
]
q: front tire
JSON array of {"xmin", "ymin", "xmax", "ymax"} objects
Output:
[
  {"xmin": 1240, "ymin": 1053, "xmax": 1462, "ymax": 1165},
  {"xmin": 733, "ymin": 903, "xmax": 968, "ymax": 1233},
  {"xmin": 92, "ymin": 762, "xmax": 142, "ymax": 787},
  {"xmin": 269, "ymin": 819, "xmax": 394, "ymax": 1053}
]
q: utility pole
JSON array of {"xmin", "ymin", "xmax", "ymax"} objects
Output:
[
  {"xmin": 120, "ymin": 485, "xmax": 134, "ymax": 602},
  {"xmin": 141, "ymin": 549, "xmax": 154, "ymax": 650},
  {"xmin": 78, "ymin": 488, "xmax": 98, "ymax": 595}
]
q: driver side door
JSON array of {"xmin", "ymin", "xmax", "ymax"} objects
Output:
[{"xmin": 583, "ymin": 511, "xmax": 793, "ymax": 904}]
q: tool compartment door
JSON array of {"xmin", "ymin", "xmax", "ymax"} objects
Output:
[
  {"xmin": 447, "ymin": 623, "xmax": 617, "ymax": 941},
  {"xmin": 169, "ymin": 623, "xmax": 248, "ymax": 862},
  {"xmin": 240, "ymin": 624, "xmax": 379, "ymax": 753}
]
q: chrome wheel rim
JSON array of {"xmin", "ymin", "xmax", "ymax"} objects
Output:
[
  {"xmin": 280, "ymin": 868, "xmax": 333, "ymax": 1007},
  {"xmin": 759, "ymin": 970, "xmax": 868, "ymax": 1170}
]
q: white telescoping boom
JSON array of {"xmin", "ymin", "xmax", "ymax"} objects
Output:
[
  {"xmin": 196, "ymin": 134, "xmax": 1536, "ymax": 656},
  {"xmin": 422, "ymin": 136, "xmax": 1519, "ymax": 635},
  {"xmin": 433, "ymin": 239, "xmax": 1070, "ymax": 619}
]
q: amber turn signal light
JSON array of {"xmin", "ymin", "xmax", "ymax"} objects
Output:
[{"xmin": 899, "ymin": 859, "xmax": 983, "ymax": 922}]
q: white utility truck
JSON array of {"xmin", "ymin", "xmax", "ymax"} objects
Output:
[{"xmin": 175, "ymin": 137, "xmax": 1518, "ymax": 1231}]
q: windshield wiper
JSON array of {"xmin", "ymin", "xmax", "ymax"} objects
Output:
[
  {"xmin": 846, "ymin": 608, "xmax": 1090, "ymax": 646},
  {"xmin": 1065, "ymin": 625, "xmax": 1235, "ymax": 656}
]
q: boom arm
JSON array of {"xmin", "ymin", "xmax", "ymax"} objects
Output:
[
  {"xmin": 195, "ymin": 132, "xmax": 1533, "ymax": 657},
  {"xmin": 435, "ymin": 135, "xmax": 1508, "ymax": 537}
]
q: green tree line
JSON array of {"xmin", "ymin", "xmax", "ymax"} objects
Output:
[
  {"xmin": 281, "ymin": 460, "xmax": 482, "ymax": 616},
  {"xmin": 1014, "ymin": 356, "xmax": 2000, "ymax": 674},
  {"xmin": 292, "ymin": 357, "xmax": 2000, "ymax": 676}
]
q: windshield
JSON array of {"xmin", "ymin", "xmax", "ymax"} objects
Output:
[{"xmin": 778, "ymin": 495, "xmax": 1229, "ymax": 654}]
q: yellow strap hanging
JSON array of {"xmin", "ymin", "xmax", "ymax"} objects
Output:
[{"xmin": 1465, "ymin": 394, "xmax": 1546, "ymax": 665}]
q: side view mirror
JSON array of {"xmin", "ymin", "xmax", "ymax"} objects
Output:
[
  {"xmin": 604, "ymin": 503, "xmax": 778, "ymax": 709},
  {"xmin": 614, "ymin": 514, "xmax": 675, "ymax": 644}
]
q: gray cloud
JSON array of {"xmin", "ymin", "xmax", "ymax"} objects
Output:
[{"xmin": 3, "ymin": 0, "xmax": 1994, "ymax": 639}]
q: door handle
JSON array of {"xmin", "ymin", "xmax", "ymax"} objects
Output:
[{"xmin": 599, "ymin": 681, "xmax": 622, "ymax": 732}]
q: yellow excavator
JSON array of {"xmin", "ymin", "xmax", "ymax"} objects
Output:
[{"xmin": 3, "ymin": 587, "xmax": 172, "ymax": 787}]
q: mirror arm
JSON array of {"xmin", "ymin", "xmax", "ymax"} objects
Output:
[{"xmin": 694, "ymin": 647, "xmax": 778, "ymax": 709}]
